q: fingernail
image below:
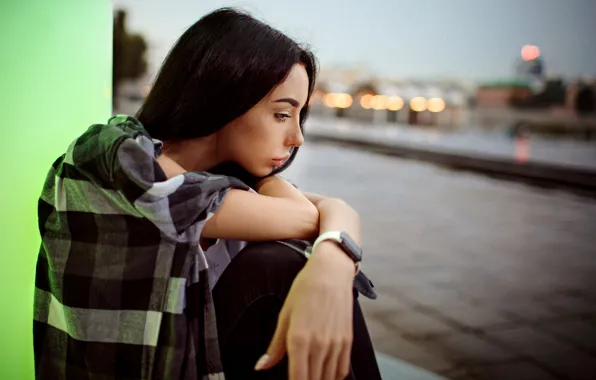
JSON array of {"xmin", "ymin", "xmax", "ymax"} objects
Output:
[{"xmin": 254, "ymin": 354, "xmax": 270, "ymax": 371}]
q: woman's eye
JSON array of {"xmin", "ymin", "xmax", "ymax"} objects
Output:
[{"xmin": 275, "ymin": 113, "xmax": 290, "ymax": 122}]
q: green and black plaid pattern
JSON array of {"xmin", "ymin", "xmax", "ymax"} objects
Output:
[{"xmin": 33, "ymin": 115, "xmax": 249, "ymax": 379}]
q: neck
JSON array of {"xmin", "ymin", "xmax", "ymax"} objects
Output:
[{"xmin": 162, "ymin": 136, "xmax": 221, "ymax": 173}]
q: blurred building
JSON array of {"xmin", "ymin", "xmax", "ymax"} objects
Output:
[
  {"xmin": 566, "ymin": 79, "xmax": 596, "ymax": 115},
  {"xmin": 310, "ymin": 66, "xmax": 473, "ymax": 128},
  {"xmin": 474, "ymin": 81, "xmax": 532, "ymax": 108}
]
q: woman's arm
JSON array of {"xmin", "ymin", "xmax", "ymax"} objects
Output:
[
  {"xmin": 255, "ymin": 196, "xmax": 360, "ymax": 378},
  {"xmin": 302, "ymin": 191, "xmax": 329, "ymax": 207},
  {"xmin": 157, "ymin": 155, "xmax": 320, "ymax": 241},
  {"xmin": 256, "ymin": 175, "xmax": 332, "ymax": 208},
  {"xmin": 255, "ymin": 175, "xmax": 311, "ymax": 203},
  {"xmin": 203, "ymin": 175, "xmax": 325, "ymax": 241},
  {"xmin": 201, "ymin": 190, "xmax": 319, "ymax": 241},
  {"xmin": 201, "ymin": 169, "xmax": 362, "ymax": 378}
]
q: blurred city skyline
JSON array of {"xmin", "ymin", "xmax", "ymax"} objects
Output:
[{"xmin": 113, "ymin": 0, "xmax": 596, "ymax": 83}]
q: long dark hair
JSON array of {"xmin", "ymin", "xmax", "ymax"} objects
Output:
[{"xmin": 137, "ymin": 8, "xmax": 317, "ymax": 186}]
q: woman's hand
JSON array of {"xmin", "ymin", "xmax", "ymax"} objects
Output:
[
  {"xmin": 255, "ymin": 241, "xmax": 356, "ymax": 380},
  {"xmin": 255, "ymin": 197, "xmax": 361, "ymax": 379}
]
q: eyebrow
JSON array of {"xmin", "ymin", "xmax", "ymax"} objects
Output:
[{"xmin": 273, "ymin": 98, "xmax": 300, "ymax": 108}]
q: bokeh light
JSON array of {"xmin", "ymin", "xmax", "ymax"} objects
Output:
[
  {"xmin": 360, "ymin": 94, "xmax": 373, "ymax": 109},
  {"xmin": 371, "ymin": 95, "xmax": 387, "ymax": 110},
  {"xmin": 410, "ymin": 97, "xmax": 427, "ymax": 112},
  {"xmin": 427, "ymin": 97, "xmax": 446, "ymax": 113},
  {"xmin": 324, "ymin": 93, "xmax": 353, "ymax": 108},
  {"xmin": 387, "ymin": 96, "xmax": 404, "ymax": 111}
]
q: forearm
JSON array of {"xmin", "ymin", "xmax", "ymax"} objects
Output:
[
  {"xmin": 256, "ymin": 177, "xmax": 360, "ymax": 244},
  {"xmin": 306, "ymin": 197, "xmax": 362, "ymax": 276},
  {"xmin": 255, "ymin": 176, "xmax": 320, "ymax": 240},
  {"xmin": 316, "ymin": 198, "xmax": 360, "ymax": 245},
  {"xmin": 202, "ymin": 190, "xmax": 319, "ymax": 241},
  {"xmin": 305, "ymin": 193, "xmax": 360, "ymax": 244}
]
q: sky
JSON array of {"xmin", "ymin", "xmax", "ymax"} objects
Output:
[{"xmin": 113, "ymin": 0, "xmax": 596, "ymax": 83}]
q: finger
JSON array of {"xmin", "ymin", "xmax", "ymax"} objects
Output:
[
  {"xmin": 288, "ymin": 334, "xmax": 309, "ymax": 380},
  {"xmin": 337, "ymin": 338, "xmax": 352, "ymax": 380},
  {"xmin": 321, "ymin": 342, "xmax": 341, "ymax": 380},
  {"xmin": 308, "ymin": 338, "xmax": 327, "ymax": 380},
  {"xmin": 338, "ymin": 295, "xmax": 354, "ymax": 379},
  {"xmin": 255, "ymin": 307, "xmax": 289, "ymax": 371}
]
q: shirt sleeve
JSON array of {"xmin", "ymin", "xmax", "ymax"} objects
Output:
[
  {"xmin": 116, "ymin": 136, "xmax": 251, "ymax": 239},
  {"xmin": 69, "ymin": 120, "xmax": 250, "ymax": 239}
]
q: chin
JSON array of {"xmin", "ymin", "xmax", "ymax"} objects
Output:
[{"xmin": 253, "ymin": 166, "xmax": 275, "ymax": 178}]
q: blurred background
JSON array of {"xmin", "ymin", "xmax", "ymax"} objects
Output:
[{"xmin": 113, "ymin": 1, "xmax": 596, "ymax": 379}]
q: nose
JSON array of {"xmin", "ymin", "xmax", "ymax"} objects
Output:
[{"xmin": 286, "ymin": 121, "xmax": 304, "ymax": 148}]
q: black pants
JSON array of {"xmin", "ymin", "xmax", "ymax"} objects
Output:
[{"xmin": 212, "ymin": 242, "xmax": 382, "ymax": 380}]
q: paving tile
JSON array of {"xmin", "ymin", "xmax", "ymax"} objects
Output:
[
  {"xmin": 441, "ymin": 367, "xmax": 479, "ymax": 380},
  {"xmin": 496, "ymin": 299, "xmax": 562, "ymax": 322},
  {"xmin": 426, "ymin": 332, "xmax": 516, "ymax": 365},
  {"xmin": 546, "ymin": 288, "xmax": 594, "ymax": 300},
  {"xmin": 382, "ymin": 311, "xmax": 458, "ymax": 339},
  {"xmin": 538, "ymin": 295, "xmax": 596, "ymax": 316},
  {"xmin": 409, "ymin": 355, "xmax": 456, "ymax": 373},
  {"xmin": 468, "ymin": 361, "xmax": 557, "ymax": 380},
  {"xmin": 435, "ymin": 304, "xmax": 519, "ymax": 329},
  {"xmin": 393, "ymin": 287, "xmax": 477, "ymax": 310},
  {"xmin": 456, "ymin": 284, "xmax": 528, "ymax": 303},
  {"xmin": 449, "ymin": 376, "xmax": 479, "ymax": 380},
  {"xmin": 485, "ymin": 326, "xmax": 575, "ymax": 357},
  {"xmin": 393, "ymin": 268, "xmax": 480, "ymax": 289},
  {"xmin": 366, "ymin": 319, "xmax": 436, "ymax": 360},
  {"xmin": 535, "ymin": 350, "xmax": 596, "ymax": 380},
  {"xmin": 359, "ymin": 293, "xmax": 413, "ymax": 317},
  {"xmin": 580, "ymin": 287, "xmax": 596, "ymax": 302},
  {"xmin": 542, "ymin": 319, "xmax": 596, "ymax": 351},
  {"xmin": 376, "ymin": 351, "xmax": 448, "ymax": 380}
]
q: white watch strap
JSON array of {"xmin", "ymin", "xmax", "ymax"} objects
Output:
[
  {"xmin": 311, "ymin": 231, "xmax": 361, "ymax": 275},
  {"xmin": 312, "ymin": 231, "xmax": 343, "ymax": 252}
]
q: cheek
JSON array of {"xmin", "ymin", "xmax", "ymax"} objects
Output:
[
  {"xmin": 223, "ymin": 113, "xmax": 284, "ymax": 168},
  {"xmin": 230, "ymin": 136, "xmax": 273, "ymax": 176},
  {"xmin": 226, "ymin": 125, "xmax": 267, "ymax": 162},
  {"xmin": 241, "ymin": 122, "xmax": 281, "ymax": 152}
]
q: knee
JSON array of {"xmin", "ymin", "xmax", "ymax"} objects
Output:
[
  {"xmin": 213, "ymin": 241, "xmax": 307, "ymax": 301},
  {"xmin": 236, "ymin": 241, "xmax": 307, "ymax": 281}
]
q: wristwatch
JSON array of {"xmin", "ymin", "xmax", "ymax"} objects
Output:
[{"xmin": 311, "ymin": 231, "xmax": 362, "ymax": 273}]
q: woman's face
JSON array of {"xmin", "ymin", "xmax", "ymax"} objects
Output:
[{"xmin": 218, "ymin": 63, "xmax": 309, "ymax": 177}]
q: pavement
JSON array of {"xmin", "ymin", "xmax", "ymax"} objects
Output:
[
  {"xmin": 305, "ymin": 118, "xmax": 596, "ymax": 196},
  {"xmin": 284, "ymin": 141, "xmax": 596, "ymax": 380}
]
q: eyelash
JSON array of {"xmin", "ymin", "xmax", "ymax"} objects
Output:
[{"xmin": 275, "ymin": 113, "xmax": 291, "ymax": 122}]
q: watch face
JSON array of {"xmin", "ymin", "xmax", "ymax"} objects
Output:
[{"xmin": 340, "ymin": 232, "xmax": 362, "ymax": 262}]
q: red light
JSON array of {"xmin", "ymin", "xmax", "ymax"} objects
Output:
[{"xmin": 521, "ymin": 45, "xmax": 540, "ymax": 61}]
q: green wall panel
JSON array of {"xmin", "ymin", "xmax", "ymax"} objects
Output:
[{"xmin": 0, "ymin": 2, "xmax": 112, "ymax": 378}]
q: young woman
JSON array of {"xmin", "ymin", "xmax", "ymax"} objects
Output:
[{"xmin": 34, "ymin": 8, "xmax": 381, "ymax": 380}]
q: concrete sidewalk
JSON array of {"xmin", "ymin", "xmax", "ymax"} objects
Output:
[
  {"xmin": 377, "ymin": 351, "xmax": 445, "ymax": 380},
  {"xmin": 285, "ymin": 142, "xmax": 596, "ymax": 380}
]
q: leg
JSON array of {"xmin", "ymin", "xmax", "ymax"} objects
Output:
[{"xmin": 212, "ymin": 242, "xmax": 382, "ymax": 379}]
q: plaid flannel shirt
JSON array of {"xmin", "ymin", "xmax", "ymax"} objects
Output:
[{"xmin": 33, "ymin": 115, "xmax": 250, "ymax": 379}]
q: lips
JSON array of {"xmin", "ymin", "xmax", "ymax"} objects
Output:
[{"xmin": 271, "ymin": 155, "xmax": 289, "ymax": 166}]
